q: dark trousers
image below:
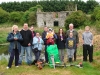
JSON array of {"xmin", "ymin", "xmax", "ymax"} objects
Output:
[
  {"xmin": 74, "ymin": 45, "xmax": 77, "ymax": 61},
  {"xmin": 34, "ymin": 51, "xmax": 41, "ymax": 61},
  {"xmin": 83, "ymin": 44, "xmax": 93, "ymax": 62},
  {"xmin": 45, "ymin": 45, "xmax": 48, "ymax": 63},
  {"xmin": 8, "ymin": 49, "xmax": 19, "ymax": 68}
]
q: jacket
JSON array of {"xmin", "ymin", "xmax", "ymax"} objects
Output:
[
  {"xmin": 56, "ymin": 34, "xmax": 66, "ymax": 49},
  {"xmin": 32, "ymin": 36, "xmax": 44, "ymax": 51},
  {"xmin": 66, "ymin": 29, "xmax": 79, "ymax": 44},
  {"xmin": 42, "ymin": 31, "xmax": 47, "ymax": 45},
  {"xmin": 20, "ymin": 29, "xmax": 32, "ymax": 47},
  {"xmin": 7, "ymin": 31, "xmax": 23, "ymax": 53},
  {"xmin": 66, "ymin": 37, "xmax": 76, "ymax": 49}
]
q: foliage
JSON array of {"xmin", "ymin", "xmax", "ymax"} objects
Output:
[
  {"xmin": 28, "ymin": 12, "xmax": 36, "ymax": 25},
  {"xmin": 65, "ymin": 10, "xmax": 87, "ymax": 29},
  {"xmin": 22, "ymin": 5, "xmax": 43, "ymax": 26},
  {"xmin": 91, "ymin": 6, "xmax": 100, "ymax": 21},
  {"xmin": 9, "ymin": 12, "xmax": 23, "ymax": 23},
  {"xmin": 0, "ymin": 7, "xmax": 9, "ymax": 23},
  {"xmin": 0, "ymin": 1, "xmax": 99, "ymax": 14}
]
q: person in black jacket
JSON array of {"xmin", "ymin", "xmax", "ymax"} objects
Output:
[
  {"xmin": 42, "ymin": 26, "xmax": 48, "ymax": 63},
  {"xmin": 19, "ymin": 23, "xmax": 32, "ymax": 65},
  {"xmin": 56, "ymin": 28, "xmax": 66, "ymax": 63}
]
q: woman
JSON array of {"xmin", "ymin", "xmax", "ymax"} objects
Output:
[
  {"xmin": 56, "ymin": 28, "xmax": 66, "ymax": 63},
  {"xmin": 6, "ymin": 25, "xmax": 23, "ymax": 69},
  {"xmin": 32, "ymin": 33, "xmax": 44, "ymax": 63}
]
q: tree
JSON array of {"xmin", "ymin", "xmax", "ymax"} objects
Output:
[
  {"xmin": 65, "ymin": 10, "xmax": 87, "ymax": 29},
  {"xmin": 0, "ymin": 7, "xmax": 9, "ymax": 23},
  {"xmin": 91, "ymin": 6, "xmax": 100, "ymax": 21},
  {"xmin": 9, "ymin": 11, "xmax": 23, "ymax": 23}
]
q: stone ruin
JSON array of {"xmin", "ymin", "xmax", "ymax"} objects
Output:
[
  {"xmin": 37, "ymin": 10, "xmax": 73, "ymax": 27},
  {"xmin": 36, "ymin": 4, "xmax": 77, "ymax": 27}
]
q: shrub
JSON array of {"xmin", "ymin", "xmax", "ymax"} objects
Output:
[
  {"xmin": 0, "ymin": 7, "xmax": 9, "ymax": 23},
  {"xmin": 64, "ymin": 10, "xmax": 87, "ymax": 29},
  {"xmin": 9, "ymin": 11, "xmax": 22, "ymax": 23},
  {"xmin": 28, "ymin": 12, "xmax": 36, "ymax": 26}
]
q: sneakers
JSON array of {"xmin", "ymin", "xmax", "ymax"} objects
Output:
[{"xmin": 6, "ymin": 67, "xmax": 9, "ymax": 69}]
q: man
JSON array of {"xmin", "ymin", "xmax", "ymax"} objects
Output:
[
  {"xmin": 66, "ymin": 23, "xmax": 79, "ymax": 61},
  {"xmin": 19, "ymin": 23, "xmax": 32, "ymax": 65},
  {"xmin": 82, "ymin": 26, "xmax": 93, "ymax": 62},
  {"xmin": 42, "ymin": 26, "xmax": 48, "ymax": 63}
]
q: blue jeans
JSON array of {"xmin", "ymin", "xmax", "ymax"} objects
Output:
[{"xmin": 19, "ymin": 46, "xmax": 32, "ymax": 65}]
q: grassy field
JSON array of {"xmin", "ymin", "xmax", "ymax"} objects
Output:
[
  {"xmin": 0, "ymin": 26, "xmax": 100, "ymax": 75},
  {"xmin": 0, "ymin": 53, "xmax": 100, "ymax": 75}
]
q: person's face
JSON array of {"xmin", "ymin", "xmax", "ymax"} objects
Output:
[
  {"xmin": 69, "ymin": 25, "xmax": 73, "ymax": 30},
  {"xmin": 85, "ymin": 27, "xmax": 90, "ymax": 31},
  {"xmin": 23, "ymin": 24, "xmax": 28, "ymax": 30},
  {"xmin": 36, "ymin": 33, "xmax": 40, "ymax": 37},
  {"xmin": 44, "ymin": 27, "xmax": 48, "ymax": 32},
  {"xmin": 30, "ymin": 27, "xmax": 34, "ymax": 31},
  {"xmin": 59, "ymin": 29, "xmax": 63, "ymax": 33},
  {"xmin": 69, "ymin": 33, "xmax": 73, "ymax": 37},
  {"xmin": 13, "ymin": 27, "xmax": 18, "ymax": 32}
]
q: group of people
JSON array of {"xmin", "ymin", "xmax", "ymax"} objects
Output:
[{"xmin": 6, "ymin": 23, "xmax": 93, "ymax": 69}]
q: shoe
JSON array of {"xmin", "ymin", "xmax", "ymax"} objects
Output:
[
  {"xmin": 6, "ymin": 67, "xmax": 9, "ymax": 69},
  {"xmin": 16, "ymin": 66, "xmax": 19, "ymax": 68}
]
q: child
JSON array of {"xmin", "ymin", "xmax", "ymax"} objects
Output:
[
  {"xmin": 66, "ymin": 32, "xmax": 76, "ymax": 62},
  {"xmin": 46, "ymin": 28, "xmax": 56, "ymax": 45}
]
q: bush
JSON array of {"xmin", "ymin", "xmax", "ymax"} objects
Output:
[
  {"xmin": 64, "ymin": 10, "xmax": 87, "ymax": 29},
  {"xmin": 9, "ymin": 11, "xmax": 23, "ymax": 23},
  {"xmin": 91, "ymin": 6, "xmax": 100, "ymax": 21},
  {"xmin": 0, "ymin": 7, "xmax": 9, "ymax": 23},
  {"xmin": 28, "ymin": 12, "xmax": 36, "ymax": 25}
]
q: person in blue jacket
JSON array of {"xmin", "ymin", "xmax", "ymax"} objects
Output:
[
  {"xmin": 6, "ymin": 25, "xmax": 23, "ymax": 69},
  {"xmin": 32, "ymin": 32, "xmax": 44, "ymax": 63}
]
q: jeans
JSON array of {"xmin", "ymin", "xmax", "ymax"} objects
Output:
[
  {"xmin": 8, "ymin": 49, "xmax": 19, "ymax": 68},
  {"xmin": 19, "ymin": 46, "xmax": 32, "ymax": 65},
  {"xmin": 33, "ymin": 50, "xmax": 41, "ymax": 61},
  {"xmin": 67, "ymin": 49, "xmax": 75, "ymax": 59},
  {"xmin": 59, "ymin": 49, "xmax": 65, "ymax": 62},
  {"xmin": 45, "ymin": 45, "xmax": 48, "ymax": 63}
]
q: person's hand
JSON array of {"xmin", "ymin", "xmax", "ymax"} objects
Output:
[
  {"xmin": 14, "ymin": 37, "xmax": 18, "ymax": 40},
  {"xmin": 28, "ymin": 43, "xmax": 31, "ymax": 46}
]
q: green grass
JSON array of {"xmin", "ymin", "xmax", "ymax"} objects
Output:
[{"xmin": 0, "ymin": 60, "xmax": 100, "ymax": 75}]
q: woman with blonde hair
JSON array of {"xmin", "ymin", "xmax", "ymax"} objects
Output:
[{"xmin": 6, "ymin": 25, "xmax": 23, "ymax": 69}]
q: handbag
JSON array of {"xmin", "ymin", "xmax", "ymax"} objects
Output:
[{"xmin": 33, "ymin": 47, "xmax": 38, "ymax": 52}]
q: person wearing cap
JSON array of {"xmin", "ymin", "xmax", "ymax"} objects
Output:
[{"xmin": 46, "ymin": 28, "xmax": 57, "ymax": 45}]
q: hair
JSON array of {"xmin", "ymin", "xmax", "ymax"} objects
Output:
[
  {"xmin": 69, "ymin": 23, "xmax": 74, "ymax": 27},
  {"xmin": 12, "ymin": 25, "xmax": 18, "ymax": 31},
  {"xmin": 58, "ymin": 28, "xmax": 65, "ymax": 38},
  {"xmin": 24, "ymin": 23, "xmax": 28, "ymax": 26},
  {"xmin": 85, "ymin": 26, "xmax": 90, "ymax": 30}
]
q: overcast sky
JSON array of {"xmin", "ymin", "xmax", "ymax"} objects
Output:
[{"xmin": 0, "ymin": 0, "xmax": 100, "ymax": 4}]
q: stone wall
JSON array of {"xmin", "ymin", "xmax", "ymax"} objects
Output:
[{"xmin": 37, "ymin": 11, "xmax": 73, "ymax": 27}]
